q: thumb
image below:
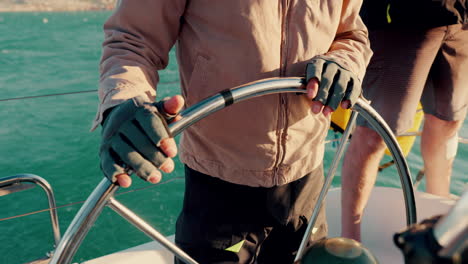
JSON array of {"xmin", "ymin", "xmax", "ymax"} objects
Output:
[
  {"xmin": 163, "ymin": 95, "xmax": 185, "ymax": 115},
  {"xmin": 116, "ymin": 174, "xmax": 132, "ymax": 188}
]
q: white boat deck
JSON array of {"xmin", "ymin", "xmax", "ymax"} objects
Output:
[{"xmin": 84, "ymin": 187, "xmax": 456, "ymax": 264}]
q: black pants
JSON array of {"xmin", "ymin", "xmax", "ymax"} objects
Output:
[{"xmin": 175, "ymin": 166, "xmax": 327, "ymax": 264}]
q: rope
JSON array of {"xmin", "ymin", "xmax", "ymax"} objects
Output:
[
  {"xmin": 0, "ymin": 90, "xmax": 97, "ymax": 102},
  {"xmin": 0, "ymin": 81, "xmax": 179, "ymax": 102},
  {"xmin": 0, "ymin": 176, "xmax": 184, "ymax": 222}
]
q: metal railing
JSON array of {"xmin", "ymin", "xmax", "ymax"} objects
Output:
[{"xmin": 0, "ymin": 174, "xmax": 61, "ymax": 248}]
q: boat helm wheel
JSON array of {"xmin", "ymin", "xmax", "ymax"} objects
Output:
[{"xmin": 49, "ymin": 78, "xmax": 416, "ymax": 264}]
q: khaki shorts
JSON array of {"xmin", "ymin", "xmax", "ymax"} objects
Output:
[{"xmin": 357, "ymin": 24, "xmax": 468, "ymax": 135}]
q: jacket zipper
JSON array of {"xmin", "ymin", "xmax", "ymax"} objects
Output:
[{"xmin": 273, "ymin": 0, "xmax": 291, "ymax": 185}]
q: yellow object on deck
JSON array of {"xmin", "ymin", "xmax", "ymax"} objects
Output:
[
  {"xmin": 385, "ymin": 103, "xmax": 424, "ymax": 157},
  {"xmin": 330, "ymin": 106, "xmax": 352, "ymax": 133},
  {"xmin": 330, "ymin": 103, "xmax": 424, "ymax": 157}
]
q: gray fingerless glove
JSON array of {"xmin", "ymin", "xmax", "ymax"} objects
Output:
[
  {"xmin": 100, "ymin": 96, "xmax": 172, "ymax": 182},
  {"xmin": 306, "ymin": 58, "xmax": 362, "ymax": 110}
]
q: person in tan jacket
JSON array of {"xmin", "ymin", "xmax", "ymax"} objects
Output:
[{"xmin": 95, "ymin": 0, "xmax": 371, "ymax": 263}]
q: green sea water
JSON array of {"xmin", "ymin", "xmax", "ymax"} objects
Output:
[{"xmin": 0, "ymin": 11, "xmax": 466, "ymax": 264}]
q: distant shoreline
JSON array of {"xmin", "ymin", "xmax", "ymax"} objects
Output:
[
  {"xmin": 0, "ymin": 9, "xmax": 113, "ymax": 13},
  {"xmin": 0, "ymin": 5, "xmax": 114, "ymax": 13}
]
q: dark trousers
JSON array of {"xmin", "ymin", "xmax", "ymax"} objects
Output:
[{"xmin": 175, "ymin": 166, "xmax": 327, "ymax": 264}]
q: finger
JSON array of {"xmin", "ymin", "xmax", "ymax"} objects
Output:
[
  {"xmin": 119, "ymin": 122, "xmax": 169, "ymax": 167},
  {"xmin": 164, "ymin": 95, "xmax": 185, "ymax": 115},
  {"xmin": 327, "ymin": 71, "xmax": 349, "ymax": 110},
  {"xmin": 306, "ymin": 60, "xmax": 325, "ymax": 82},
  {"xmin": 341, "ymin": 100, "xmax": 351, "ymax": 109},
  {"xmin": 100, "ymin": 149, "xmax": 126, "ymax": 182},
  {"xmin": 306, "ymin": 78, "xmax": 319, "ymax": 99},
  {"xmin": 159, "ymin": 158, "xmax": 175, "ymax": 173},
  {"xmin": 160, "ymin": 137, "xmax": 177, "ymax": 157},
  {"xmin": 111, "ymin": 136, "xmax": 160, "ymax": 181},
  {"xmin": 147, "ymin": 170, "xmax": 162, "ymax": 184},
  {"xmin": 135, "ymin": 110, "xmax": 170, "ymax": 147},
  {"xmin": 314, "ymin": 63, "xmax": 338, "ymax": 105},
  {"xmin": 343, "ymin": 79, "xmax": 361, "ymax": 106},
  {"xmin": 322, "ymin": 106, "xmax": 334, "ymax": 117},
  {"xmin": 116, "ymin": 174, "xmax": 132, "ymax": 188},
  {"xmin": 311, "ymin": 101, "xmax": 324, "ymax": 114}
]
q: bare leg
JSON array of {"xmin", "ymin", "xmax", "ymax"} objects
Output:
[
  {"xmin": 341, "ymin": 126, "xmax": 387, "ymax": 241},
  {"xmin": 421, "ymin": 114, "xmax": 463, "ymax": 198}
]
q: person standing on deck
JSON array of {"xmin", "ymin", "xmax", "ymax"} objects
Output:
[
  {"xmin": 93, "ymin": 0, "xmax": 371, "ymax": 263},
  {"xmin": 342, "ymin": 0, "xmax": 468, "ymax": 241}
]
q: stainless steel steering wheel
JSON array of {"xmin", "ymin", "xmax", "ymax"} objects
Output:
[{"xmin": 50, "ymin": 78, "xmax": 416, "ymax": 264}]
